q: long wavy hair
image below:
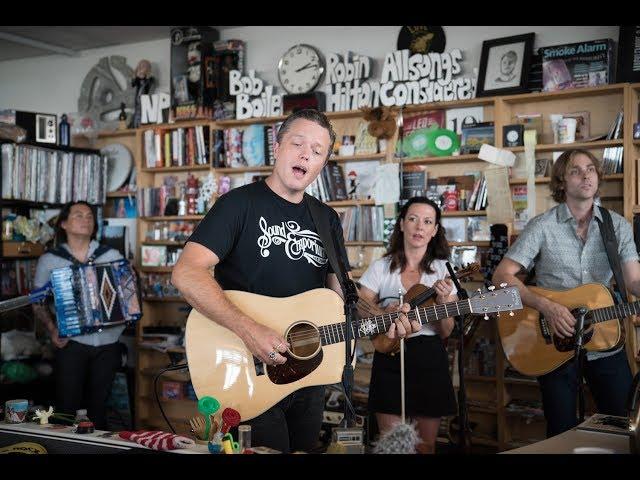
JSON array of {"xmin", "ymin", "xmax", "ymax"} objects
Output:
[{"xmin": 385, "ymin": 197, "xmax": 450, "ymax": 274}]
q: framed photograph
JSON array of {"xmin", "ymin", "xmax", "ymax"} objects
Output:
[
  {"xmin": 617, "ymin": 26, "xmax": 640, "ymax": 83},
  {"xmin": 460, "ymin": 122, "xmax": 495, "ymax": 154},
  {"xmin": 534, "ymin": 158, "xmax": 550, "ymax": 177},
  {"xmin": 476, "ymin": 33, "xmax": 535, "ymax": 97}
]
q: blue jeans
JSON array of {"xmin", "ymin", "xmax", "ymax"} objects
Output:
[
  {"xmin": 231, "ymin": 385, "xmax": 325, "ymax": 453},
  {"xmin": 537, "ymin": 350, "xmax": 633, "ymax": 438}
]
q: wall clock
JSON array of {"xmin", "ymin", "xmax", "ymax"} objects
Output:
[{"xmin": 277, "ymin": 44, "xmax": 325, "ymax": 95}]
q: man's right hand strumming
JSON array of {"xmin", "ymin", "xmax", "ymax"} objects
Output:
[
  {"xmin": 539, "ymin": 299, "xmax": 576, "ymax": 339},
  {"xmin": 240, "ymin": 322, "xmax": 289, "ymax": 366}
]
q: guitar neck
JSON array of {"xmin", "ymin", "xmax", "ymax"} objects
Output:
[
  {"xmin": 592, "ymin": 300, "xmax": 640, "ymax": 324},
  {"xmin": 320, "ymin": 298, "xmax": 473, "ymax": 345}
]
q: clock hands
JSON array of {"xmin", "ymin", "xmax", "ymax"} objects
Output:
[{"xmin": 295, "ymin": 62, "xmax": 319, "ymax": 73}]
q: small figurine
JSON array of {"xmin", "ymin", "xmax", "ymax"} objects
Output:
[
  {"xmin": 118, "ymin": 102, "xmax": 128, "ymax": 130},
  {"xmin": 347, "ymin": 170, "xmax": 358, "ymax": 200},
  {"xmin": 33, "ymin": 406, "xmax": 55, "ymax": 425},
  {"xmin": 130, "ymin": 59, "xmax": 155, "ymax": 128}
]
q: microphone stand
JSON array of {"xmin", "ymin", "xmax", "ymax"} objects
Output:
[
  {"xmin": 445, "ymin": 262, "xmax": 472, "ymax": 453},
  {"xmin": 574, "ymin": 307, "xmax": 588, "ymax": 424},
  {"xmin": 331, "ymin": 235, "xmax": 360, "ymax": 429}
]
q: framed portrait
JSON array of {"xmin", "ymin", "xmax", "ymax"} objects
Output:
[
  {"xmin": 476, "ymin": 33, "xmax": 535, "ymax": 97},
  {"xmin": 616, "ymin": 26, "xmax": 640, "ymax": 83}
]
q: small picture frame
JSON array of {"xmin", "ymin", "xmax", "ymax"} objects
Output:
[
  {"xmin": 503, "ymin": 124, "xmax": 524, "ymax": 147},
  {"xmin": 141, "ymin": 245, "xmax": 167, "ymax": 267},
  {"xmin": 476, "ymin": 33, "xmax": 535, "ymax": 97},
  {"xmin": 461, "ymin": 122, "xmax": 495, "ymax": 154},
  {"xmin": 535, "ymin": 158, "xmax": 551, "ymax": 177}
]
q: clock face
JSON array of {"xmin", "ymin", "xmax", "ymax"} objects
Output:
[{"xmin": 278, "ymin": 44, "xmax": 325, "ymax": 95}]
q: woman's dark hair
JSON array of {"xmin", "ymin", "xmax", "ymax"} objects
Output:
[
  {"xmin": 54, "ymin": 201, "xmax": 98, "ymax": 245},
  {"xmin": 385, "ymin": 196, "xmax": 450, "ymax": 274}
]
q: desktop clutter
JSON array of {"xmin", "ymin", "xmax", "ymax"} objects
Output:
[{"xmin": 2, "ymin": 395, "xmax": 270, "ymax": 454}]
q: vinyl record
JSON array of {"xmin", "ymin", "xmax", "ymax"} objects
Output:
[
  {"xmin": 403, "ymin": 129, "xmax": 433, "ymax": 157},
  {"xmin": 397, "ymin": 26, "xmax": 446, "ymax": 54},
  {"xmin": 426, "ymin": 128, "xmax": 460, "ymax": 157},
  {"xmin": 101, "ymin": 143, "xmax": 133, "ymax": 192}
]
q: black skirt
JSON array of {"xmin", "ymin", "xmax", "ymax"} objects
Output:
[{"xmin": 368, "ymin": 335, "xmax": 457, "ymax": 418}]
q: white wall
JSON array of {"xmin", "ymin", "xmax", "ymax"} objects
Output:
[{"xmin": 0, "ymin": 26, "xmax": 619, "ymax": 117}]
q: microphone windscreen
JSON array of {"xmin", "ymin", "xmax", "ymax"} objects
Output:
[{"xmin": 372, "ymin": 422, "xmax": 420, "ymax": 454}]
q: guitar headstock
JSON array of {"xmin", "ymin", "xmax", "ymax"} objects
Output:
[{"xmin": 469, "ymin": 283, "xmax": 523, "ymax": 320}]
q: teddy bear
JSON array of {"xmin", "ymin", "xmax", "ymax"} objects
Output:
[{"xmin": 360, "ymin": 106, "xmax": 400, "ymax": 139}]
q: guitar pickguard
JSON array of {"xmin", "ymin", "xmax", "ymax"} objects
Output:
[{"xmin": 266, "ymin": 351, "xmax": 323, "ymax": 385}]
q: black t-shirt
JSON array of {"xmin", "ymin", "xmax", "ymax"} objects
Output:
[{"xmin": 187, "ymin": 180, "xmax": 350, "ymax": 298}]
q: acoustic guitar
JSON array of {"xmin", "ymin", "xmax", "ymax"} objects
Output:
[
  {"xmin": 186, "ymin": 284, "xmax": 522, "ymax": 421},
  {"xmin": 497, "ymin": 283, "xmax": 630, "ymax": 377}
]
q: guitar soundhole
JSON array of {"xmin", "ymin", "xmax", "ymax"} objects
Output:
[{"xmin": 286, "ymin": 322, "xmax": 320, "ymax": 360}]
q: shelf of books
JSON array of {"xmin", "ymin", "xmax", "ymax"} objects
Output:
[{"xmin": 126, "ymin": 83, "xmax": 640, "ymax": 435}]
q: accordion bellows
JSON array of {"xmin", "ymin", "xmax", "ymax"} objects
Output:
[{"xmin": 51, "ymin": 260, "xmax": 141, "ymax": 338}]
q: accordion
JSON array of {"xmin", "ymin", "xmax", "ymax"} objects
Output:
[{"xmin": 51, "ymin": 260, "xmax": 142, "ymax": 338}]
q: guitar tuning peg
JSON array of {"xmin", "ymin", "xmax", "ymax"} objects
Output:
[
  {"xmin": 500, "ymin": 283, "xmax": 507, "ymax": 288},
  {"xmin": 484, "ymin": 314, "xmax": 489, "ymax": 320},
  {"xmin": 488, "ymin": 285, "xmax": 496, "ymax": 291},
  {"xmin": 509, "ymin": 310, "xmax": 514, "ymax": 317},
  {"xmin": 496, "ymin": 312, "xmax": 501, "ymax": 317},
  {"xmin": 476, "ymin": 288, "xmax": 482, "ymax": 294}
]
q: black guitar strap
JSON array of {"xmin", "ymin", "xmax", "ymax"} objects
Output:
[
  {"xmin": 304, "ymin": 193, "xmax": 348, "ymax": 291},
  {"xmin": 596, "ymin": 206, "xmax": 628, "ymax": 303},
  {"xmin": 48, "ymin": 244, "xmax": 112, "ymax": 266},
  {"xmin": 595, "ymin": 206, "xmax": 628, "ymax": 351}
]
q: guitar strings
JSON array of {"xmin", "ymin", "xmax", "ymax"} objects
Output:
[{"xmin": 285, "ymin": 303, "xmax": 469, "ymax": 342}]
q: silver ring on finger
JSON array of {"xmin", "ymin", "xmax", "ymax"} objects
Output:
[{"xmin": 268, "ymin": 350, "xmax": 277, "ymax": 361}]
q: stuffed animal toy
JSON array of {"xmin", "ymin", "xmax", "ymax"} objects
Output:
[{"xmin": 360, "ymin": 106, "xmax": 400, "ymax": 140}]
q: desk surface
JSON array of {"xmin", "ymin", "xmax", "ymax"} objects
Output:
[
  {"xmin": 503, "ymin": 420, "xmax": 630, "ymax": 454},
  {"xmin": 0, "ymin": 421, "xmax": 209, "ymax": 454}
]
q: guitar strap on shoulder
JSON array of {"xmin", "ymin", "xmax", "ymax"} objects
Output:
[
  {"xmin": 48, "ymin": 244, "xmax": 112, "ymax": 266},
  {"xmin": 596, "ymin": 206, "xmax": 628, "ymax": 351},
  {"xmin": 304, "ymin": 193, "xmax": 348, "ymax": 292},
  {"xmin": 596, "ymin": 206, "xmax": 628, "ymax": 303}
]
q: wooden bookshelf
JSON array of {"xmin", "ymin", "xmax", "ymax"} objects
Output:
[
  {"xmin": 331, "ymin": 153, "xmax": 386, "ymax": 162},
  {"xmin": 140, "ymin": 215, "xmax": 204, "ymax": 222},
  {"xmin": 509, "ymin": 173, "xmax": 624, "ymax": 185},
  {"xmin": 213, "ymin": 166, "xmax": 274, "ymax": 173},
  {"xmin": 141, "ymin": 165, "xmax": 211, "ymax": 173},
  {"xmin": 326, "ymin": 199, "xmax": 375, "ymax": 207},
  {"xmin": 399, "ymin": 153, "xmax": 481, "ymax": 165},
  {"xmin": 142, "ymin": 240, "xmax": 187, "ymax": 246},
  {"xmin": 442, "ymin": 210, "xmax": 487, "ymax": 217},
  {"xmin": 506, "ymin": 138, "xmax": 623, "ymax": 153},
  {"xmin": 106, "ymin": 191, "xmax": 134, "ymax": 198},
  {"xmin": 139, "ymin": 266, "xmax": 174, "ymax": 273}
]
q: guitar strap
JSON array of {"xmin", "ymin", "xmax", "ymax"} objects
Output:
[
  {"xmin": 595, "ymin": 206, "xmax": 627, "ymax": 348},
  {"xmin": 48, "ymin": 244, "xmax": 112, "ymax": 266},
  {"xmin": 303, "ymin": 193, "xmax": 349, "ymax": 291}
]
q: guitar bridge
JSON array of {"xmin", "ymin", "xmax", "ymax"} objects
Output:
[{"xmin": 539, "ymin": 316, "xmax": 552, "ymax": 344}]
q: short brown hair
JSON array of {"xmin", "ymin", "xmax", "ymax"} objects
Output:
[
  {"xmin": 549, "ymin": 149, "xmax": 603, "ymax": 203},
  {"xmin": 275, "ymin": 109, "xmax": 336, "ymax": 161}
]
